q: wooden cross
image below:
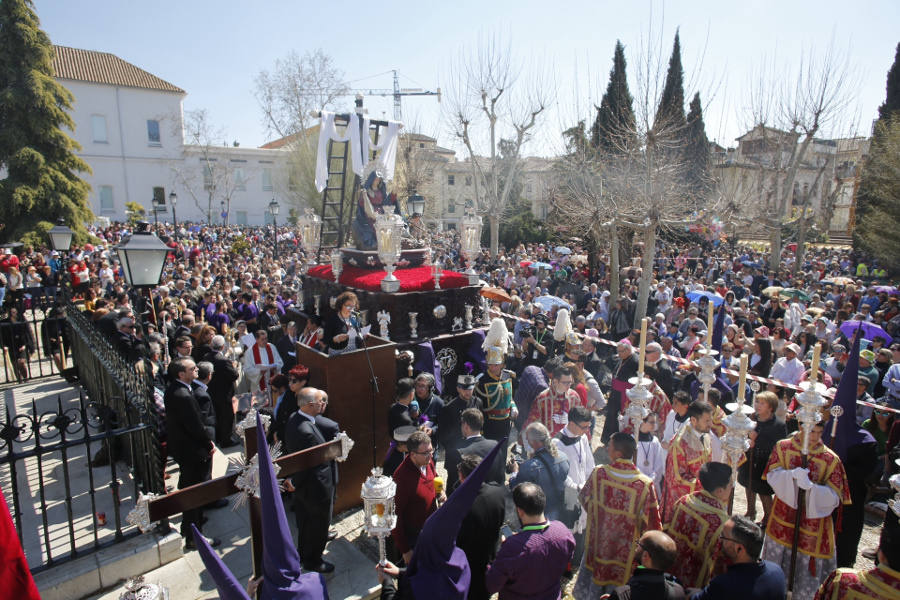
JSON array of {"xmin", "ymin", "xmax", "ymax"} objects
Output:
[{"xmin": 130, "ymin": 415, "xmax": 348, "ymax": 590}]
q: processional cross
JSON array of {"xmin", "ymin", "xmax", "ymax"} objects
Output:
[{"xmin": 126, "ymin": 411, "xmax": 353, "ymax": 592}]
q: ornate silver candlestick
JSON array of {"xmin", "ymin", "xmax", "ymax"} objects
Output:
[
  {"xmin": 361, "ymin": 468, "xmax": 397, "ymax": 566},
  {"xmin": 696, "ymin": 347, "xmax": 719, "ymax": 405},
  {"xmin": 464, "ymin": 304, "xmax": 473, "ymax": 329},
  {"xmin": 409, "ymin": 312, "xmax": 418, "ymax": 339}
]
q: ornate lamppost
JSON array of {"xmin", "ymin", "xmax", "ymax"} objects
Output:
[
  {"xmin": 169, "ymin": 191, "xmax": 178, "ymax": 240},
  {"xmin": 459, "ymin": 211, "xmax": 482, "ymax": 285},
  {"xmin": 297, "ymin": 208, "xmax": 321, "ymax": 273},
  {"xmin": 375, "ymin": 206, "xmax": 404, "ymax": 292}
]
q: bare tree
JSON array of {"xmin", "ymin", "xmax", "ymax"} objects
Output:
[
  {"xmin": 742, "ymin": 44, "xmax": 857, "ymax": 272},
  {"xmin": 445, "ymin": 36, "xmax": 552, "ymax": 257},
  {"xmin": 254, "ymin": 49, "xmax": 349, "ymax": 139},
  {"xmin": 172, "ymin": 109, "xmax": 248, "ymax": 224},
  {"xmin": 254, "ymin": 49, "xmax": 349, "ymax": 217}
]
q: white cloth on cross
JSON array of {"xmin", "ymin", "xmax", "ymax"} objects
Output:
[
  {"xmin": 361, "ymin": 118, "xmax": 402, "ymax": 182},
  {"xmin": 315, "ymin": 111, "xmax": 363, "ymax": 193}
]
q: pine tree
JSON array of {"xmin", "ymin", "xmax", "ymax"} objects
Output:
[
  {"xmin": 590, "ymin": 40, "xmax": 636, "ymax": 154},
  {"xmin": 653, "ymin": 31, "xmax": 687, "ymax": 136},
  {"xmin": 0, "ymin": 0, "xmax": 93, "ymax": 244},
  {"xmin": 684, "ymin": 92, "xmax": 710, "ymax": 196},
  {"xmin": 855, "ymin": 115, "xmax": 900, "ymax": 267},
  {"xmin": 877, "ymin": 42, "xmax": 900, "ymax": 121}
]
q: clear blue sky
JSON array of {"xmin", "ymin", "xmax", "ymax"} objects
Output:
[{"xmin": 35, "ymin": 0, "xmax": 900, "ymax": 156}]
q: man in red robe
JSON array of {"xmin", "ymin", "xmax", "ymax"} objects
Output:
[
  {"xmin": 661, "ymin": 400, "xmax": 714, "ymax": 522},
  {"xmin": 664, "ymin": 461, "xmax": 732, "ymax": 588},
  {"xmin": 762, "ymin": 421, "xmax": 850, "ymax": 599},
  {"xmin": 572, "ymin": 432, "xmax": 661, "ymax": 599},
  {"xmin": 814, "ymin": 513, "xmax": 900, "ymax": 599},
  {"xmin": 524, "ymin": 363, "xmax": 579, "ymax": 439}
]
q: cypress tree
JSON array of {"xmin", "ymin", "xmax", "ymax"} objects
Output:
[
  {"xmin": 877, "ymin": 42, "xmax": 900, "ymax": 121},
  {"xmin": 590, "ymin": 40, "xmax": 636, "ymax": 154},
  {"xmin": 684, "ymin": 92, "xmax": 710, "ymax": 195},
  {"xmin": 855, "ymin": 42, "xmax": 900, "ymax": 244},
  {"xmin": 0, "ymin": 0, "xmax": 93, "ymax": 244},
  {"xmin": 653, "ymin": 31, "xmax": 687, "ymax": 136}
]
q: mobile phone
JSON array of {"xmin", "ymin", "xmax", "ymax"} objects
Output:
[{"xmin": 500, "ymin": 524, "xmax": 514, "ymax": 539}]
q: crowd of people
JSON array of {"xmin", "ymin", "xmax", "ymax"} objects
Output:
[{"xmin": 3, "ymin": 218, "xmax": 899, "ymax": 599}]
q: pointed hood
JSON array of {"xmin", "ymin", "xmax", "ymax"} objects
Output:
[
  {"xmin": 712, "ymin": 303, "xmax": 726, "ymax": 355},
  {"xmin": 255, "ymin": 413, "xmax": 329, "ymax": 600},
  {"xmin": 406, "ymin": 438, "xmax": 507, "ymax": 600},
  {"xmin": 192, "ymin": 524, "xmax": 251, "ymax": 600},
  {"xmin": 414, "ymin": 341, "xmax": 442, "ymax": 395},
  {"xmin": 467, "ymin": 329, "xmax": 487, "ymax": 374},
  {"xmin": 823, "ymin": 324, "xmax": 875, "ymax": 461},
  {"xmin": 192, "ymin": 413, "xmax": 329, "ymax": 600}
]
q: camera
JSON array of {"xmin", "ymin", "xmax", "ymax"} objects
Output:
[{"xmin": 520, "ymin": 325, "xmax": 535, "ymax": 339}]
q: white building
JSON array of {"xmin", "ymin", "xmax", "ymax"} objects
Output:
[{"xmin": 53, "ymin": 46, "xmax": 289, "ymax": 225}]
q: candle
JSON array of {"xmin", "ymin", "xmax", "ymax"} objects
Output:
[
  {"xmin": 810, "ymin": 343, "xmax": 821, "ymax": 384},
  {"xmin": 707, "ymin": 301, "xmax": 715, "ymax": 347},
  {"xmin": 737, "ymin": 353, "xmax": 748, "ymax": 403},
  {"xmin": 375, "ymin": 503, "xmax": 385, "ymax": 517},
  {"xmin": 637, "ymin": 317, "xmax": 648, "ymax": 375}
]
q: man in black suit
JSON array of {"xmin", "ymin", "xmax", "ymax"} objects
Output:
[
  {"xmin": 191, "ymin": 361, "xmax": 217, "ymax": 442},
  {"xmin": 456, "ymin": 408, "xmax": 504, "ymax": 486},
  {"xmin": 163, "ymin": 357, "xmax": 219, "ymax": 549},
  {"xmin": 111, "ymin": 315, "xmax": 145, "ymax": 363},
  {"xmin": 456, "ymin": 454, "xmax": 507, "ymax": 600},
  {"xmin": 285, "ymin": 387, "xmax": 337, "ymax": 573},
  {"xmin": 204, "ymin": 335, "xmax": 239, "ymax": 447},
  {"xmin": 438, "ymin": 374, "xmax": 484, "ymax": 491},
  {"xmin": 275, "ymin": 320, "xmax": 298, "ymax": 374}
]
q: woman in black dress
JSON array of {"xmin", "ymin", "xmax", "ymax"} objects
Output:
[
  {"xmin": 323, "ymin": 291, "xmax": 359, "ymax": 355},
  {"xmin": 738, "ymin": 390, "xmax": 786, "ymax": 527}
]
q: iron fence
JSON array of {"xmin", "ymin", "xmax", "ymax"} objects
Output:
[
  {"xmin": 0, "ymin": 300, "xmax": 165, "ymax": 573},
  {"xmin": 0, "ymin": 287, "xmax": 67, "ymax": 384}
]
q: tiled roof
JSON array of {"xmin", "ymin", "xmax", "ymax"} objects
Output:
[{"xmin": 52, "ymin": 45, "xmax": 185, "ymax": 94}]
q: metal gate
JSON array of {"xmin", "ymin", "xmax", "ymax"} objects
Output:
[{"xmin": 0, "ymin": 288, "xmax": 67, "ymax": 384}]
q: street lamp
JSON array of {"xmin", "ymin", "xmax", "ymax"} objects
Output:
[
  {"xmin": 115, "ymin": 222, "xmax": 170, "ymax": 288},
  {"xmin": 151, "ymin": 196, "xmax": 159, "ymax": 231},
  {"xmin": 407, "ymin": 193, "xmax": 425, "ymax": 218},
  {"xmin": 48, "ymin": 218, "xmax": 74, "ymax": 254},
  {"xmin": 169, "ymin": 191, "xmax": 178, "ymax": 239},
  {"xmin": 268, "ymin": 198, "xmax": 280, "ymax": 258}
]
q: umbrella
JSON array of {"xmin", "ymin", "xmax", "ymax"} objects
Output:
[
  {"xmin": 875, "ymin": 285, "xmax": 898, "ymax": 294},
  {"xmin": 805, "ymin": 307, "xmax": 825, "ymax": 317},
  {"xmin": 519, "ymin": 260, "xmax": 533, "ymax": 268},
  {"xmin": 832, "ymin": 276, "xmax": 854, "ymax": 285},
  {"xmin": 778, "ymin": 288, "xmax": 811, "ymax": 302},
  {"xmin": 554, "ymin": 246, "xmax": 572, "ymax": 255},
  {"xmin": 531, "ymin": 261, "xmax": 552, "ymax": 270},
  {"xmin": 533, "ymin": 295, "xmax": 571, "ymax": 312},
  {"xmin": 686, "ymin": 290, "xmax": 725, "ymax": 307},
  {"xmin": 480, "ymin": 286, "xmax": 512, "ymax": 304},
  {"xmin": 839, "ymin": 320, "xmax": 893, "ymax": 343},
  {"xmin": 741, "ymin": 260, "xmax": 763, "ymax": 268},
  {"xmin": 761, "ymin": 286, "xmax": 784, "ymax": 297}
]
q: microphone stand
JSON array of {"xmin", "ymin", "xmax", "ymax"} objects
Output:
[{"xmin": 351, "ymin": 311, "xmax": 381, "ymax": 468}]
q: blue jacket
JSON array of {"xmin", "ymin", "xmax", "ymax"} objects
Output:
[{"xmin": 509, "ymin": 448, "xmax": 569, "ymax": 521}]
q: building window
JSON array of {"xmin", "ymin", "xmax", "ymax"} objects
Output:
[
  {"xmin": 526, "ymin": 183, "xmax": 533, "ymax": 193},
  {"xmin": 233, "ymin": 167, "xmax": 246, "ymax": 191},
  {"xmin": 203, "ymin": 164, "xmax": 214, "ymax": 190},
  {"xmin": 147, "ymin": 119, "xmax": 161, "ymax": 145},
  {"xmin": 261, "ymin": 168, "xmax": 273, "ymax": 191},
  {"xmin": 419, "ymin": 143, "xmax": 425, "ymax": 148},
  {"xmin": 465, "ymin": 176, "xmax": 472, "ymax": 186},
  {"xmin": 448, "ymin": 174, "xmax": 455, "ymax": 186},
  {"xmin": 235, "ymin": 210, "xmax": 248, "ymax": 225},
  {"xmin": 91, "ymin": 115, "xmax": 107, "ymax": 143},
  {"xmin": 448, "ymin": 203, "xmax": 455, "ymax": 214},
  {"xmin": 152, "ymin": 187, "xmax": 166, "ymax": 212},
  {"xmin": 99, "ymin": 186, "xmax": 114, "ymax": 213}
]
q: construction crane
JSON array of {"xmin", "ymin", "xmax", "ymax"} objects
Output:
[{"xmin": 351, "ymin": 70, "xmax": 440, "ymax": 121}]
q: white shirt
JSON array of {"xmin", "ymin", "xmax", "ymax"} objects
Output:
[
  {"xmin": 769, "ymin": 356, "xmax": 805, "ymax": 386},
  {"xmin": 635, "ymin": 434, "xmax": 666, "ymax": 497}
]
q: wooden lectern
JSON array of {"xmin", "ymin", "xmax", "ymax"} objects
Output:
[{"xmin": 295, "ymin": 335, "xmax": 396, "ymax": 513}]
